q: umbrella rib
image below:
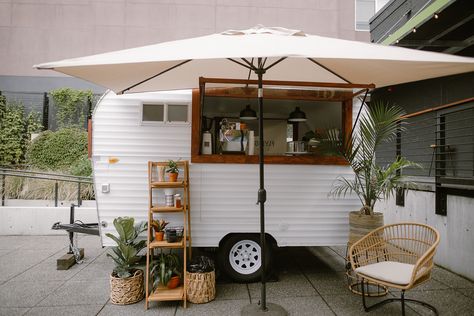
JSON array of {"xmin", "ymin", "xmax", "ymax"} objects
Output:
[
  {"xmin": 227, "ymin": 58, "xmax": 254, "ymax": 71},
  {"xmin": 308, "ymin": 58, "xmax": 352, "ymax": 84},
  {"xmin": 264, "ymin": 57, "xmax": 287, "ymax": 72},
  {"xmin": 118, "ymin": 59, "xmax": 192, "ymax": 94}
]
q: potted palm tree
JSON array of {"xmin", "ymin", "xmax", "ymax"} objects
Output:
[
  {"xmin": 106, "ymin": 217, "xmax": 147, "ymax": 305},
  {"xmin": 330, "ymin": 102, "xmax": 418, "ymax": 244}
]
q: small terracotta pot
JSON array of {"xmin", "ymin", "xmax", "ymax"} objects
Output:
[
  {"xmin": 167, "ymin": 275, "xmax": 180, "ymax": 289},
  {"xmin": 168, "ymin": 172, "xmax": 178, "ymax": 182},
  {"xmin": 154, "ymin": 231, "xmax": 164, "ymax": 241}
]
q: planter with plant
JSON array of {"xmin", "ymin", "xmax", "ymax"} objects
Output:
[
  {"xmin": 151, "ymin": 219, "xmax": 169, "ymax": 241},
  {"xmin": 330, "ymin": 102, "xmax": 418, "ymax": 244},
  {"xmin": 106, "ymin": 217, "xmax": 147, "ymax": 305},
  {"xmin": 150, "ymin": 252, "xmax": 182, "ymax": 290},
  {"xmin": 166, "ymin": 160, "xmax": 179, "ymax": 182}
]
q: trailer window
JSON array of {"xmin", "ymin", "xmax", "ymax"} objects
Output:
[
  {"xmin": 142, "ymin": 104, "xmax": 164, "ymax": 122},
  {"xmin": 141, "ymin": 103, "xmax": 189, "ymax": 124},
  {"xmin": 168, "ymin": 104, "xmax": 188, "ymax": 122},
  {"xmin": 191, "ymin": 80, "xmax": 356, "ymax": 166}
]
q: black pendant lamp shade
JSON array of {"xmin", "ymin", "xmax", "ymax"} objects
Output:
[
  {"xmin": 288, "ymin": 106, "xmax": 307, "ymax": 122},
  {"xmin": 240, "ymin": 104, "xmax": 257, "ymax": 120}
]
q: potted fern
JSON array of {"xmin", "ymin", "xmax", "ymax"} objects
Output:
[
  {"xmin": 330, "ymin": 102, "xmax": 418, "ymax": 244},
  {"xmin": 106, "ymin": 217, "xmax": 147, "ymax": 305}
]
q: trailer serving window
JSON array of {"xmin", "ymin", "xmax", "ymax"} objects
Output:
[
  {"xmin": 191, "ymin": 78, "xmax": 372, "ymax": 165},
  {"xmin": 141, "ymin": 103, "xmax": 190, "ymax": 124}
]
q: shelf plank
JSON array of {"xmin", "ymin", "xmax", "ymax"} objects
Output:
[
  {"xmin": 148, "ymin": 285, "xmax": 184, "ymax": 302},
  {"xmin": 150, "ymin": 181, "xmax": 186, "ymax": 188},
  {"xmin": 149, "ymin": 240, "xmax": 184, "ymax": 249},
  {"xmin": 151, "ymin": 206, "xmax": 184, "ymax": 213}
]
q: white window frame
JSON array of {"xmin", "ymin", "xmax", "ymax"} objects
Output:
[
  {"xmin": 140, "ymin": 102, "xmax": 191, "ymax": 126},
  {"xmin": 355, "ymin": 0, "xmax": 389, "ymax": 32},
  {"xmin": 355, "ymin": 0, "xmax": 375, "ymax": 31}
]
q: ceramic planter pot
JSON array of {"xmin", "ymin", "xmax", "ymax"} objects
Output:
[
  {"xmin": 154, "ymin": 231, "xmax": 164, "ymax": 241},
  {"xmin": 168, "ymin": 172, "xmax": 178, "ymax": 182},
  {"xmin": 167, "ymin": 275, "xmax": 180, "ymax": 289}
]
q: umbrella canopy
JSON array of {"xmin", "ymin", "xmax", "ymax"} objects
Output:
[{"xmin": 35, "ymin": 25, "xmax": 474, "ymax": 94}]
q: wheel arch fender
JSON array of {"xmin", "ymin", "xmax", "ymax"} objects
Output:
[{"xmin": 218, "ymin": 232, "xmax": 278, "ymax": 249}]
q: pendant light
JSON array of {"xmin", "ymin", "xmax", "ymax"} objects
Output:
[
  {"xmin": 288, "ymin": 106, "xmax": 307, "ymax": 122},
  {"xmin": 239, "ymin": 104, "xmax": 257, "ymax": 120}
]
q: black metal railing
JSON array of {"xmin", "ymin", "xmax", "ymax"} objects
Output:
[
  {"xmin": 0, "ymin": 167, "xmax": 94, "ymax": 207},
  {"xmin": 0, "ymin": 90, "xmax": 100, "ymax": 131},
  {"xmin": 376, "ymin": 98, "xmax": 474, "ymax": 215}
]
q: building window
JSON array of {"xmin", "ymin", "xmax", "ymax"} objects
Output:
[
  {"xmin": 141, "ymin": 103, "xmax": 189, "ymax": 124},
  {"xmin": 355, "ymin": 0, "xmax": 390, "ymax": 31}
]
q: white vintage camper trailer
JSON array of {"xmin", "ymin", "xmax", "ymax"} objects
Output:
[{"xmin": 92, "ymin": 89, "xmax": 361, "ymax": 281}]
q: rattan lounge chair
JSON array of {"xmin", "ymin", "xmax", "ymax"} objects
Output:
[{"xmin": 348, "ymin": 222, "xmax": 440, "ymax": 315}]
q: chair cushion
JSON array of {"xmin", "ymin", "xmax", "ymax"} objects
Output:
[{"xmin": 355, "ymin": 261, "xmax": 414, "ymax": 285}]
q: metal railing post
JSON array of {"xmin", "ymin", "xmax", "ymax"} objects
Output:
[
  {"xmin": 42, "ymin": 92, "xmax": 49, "ymax": 131},
  {"xmin": 77, "ymin": 182, "xmax": 82, "ymax": 206},
  {"xmin": 1, "ymin": 171, "xmax": 5, "ymax": 206},
  {"xmin": 395, "ymin": 121, "xmax": 404, "ymax": 206},
  {"xmin": 55, "ymin": 181, "xmax": 59, "ymax": 207}
]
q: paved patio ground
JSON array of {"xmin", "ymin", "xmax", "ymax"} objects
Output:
[{"xmin": 0, "ymin": 235, "xmax": 473, "ymax": 316}]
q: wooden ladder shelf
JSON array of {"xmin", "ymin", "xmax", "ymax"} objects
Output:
[{"xmin": 145, "ymin": 160, "xmax": 192, "ymax": 309}]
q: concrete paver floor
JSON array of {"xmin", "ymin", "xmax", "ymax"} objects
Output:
[{"xmin": 0, "ymin": 235, "xmax": 472, "ymax": 316}]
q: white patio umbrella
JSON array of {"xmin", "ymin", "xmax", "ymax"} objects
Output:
[{"xmin": 35, "ymin": 25, "xmax": 474, "ymax": 315}]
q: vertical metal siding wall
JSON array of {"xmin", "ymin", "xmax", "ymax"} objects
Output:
[{"xmin": 94, "ymin": 92, "xmax": 361, "ymax": 247}]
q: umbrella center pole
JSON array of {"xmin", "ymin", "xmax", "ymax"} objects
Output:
[
  {"xmin": 255, "ymin": 67, "xmax": 268, "ymax": 312},
  {"xmin": 241, "ymin": 62, "xmax": 288, "ymax": 316}
]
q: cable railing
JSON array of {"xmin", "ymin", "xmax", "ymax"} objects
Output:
[
  {"xmin": 0, "ymin": 167, "xmax": 94, "ymax": 207},
  {"xmin": 376, "ymin": 97, "xmax": 474, "ymax": 215}
]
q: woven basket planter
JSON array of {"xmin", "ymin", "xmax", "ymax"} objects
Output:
[
  {"xmin": 110, "ymin": 269, "xmax": 144, "ymax": 305},
  {"xmin": 186, "ymin": 270, "xmax": 216, "ymax": 304},
  {"xmin": 348, "ymin": 211, "xmax": 384, "ymax": 245}
]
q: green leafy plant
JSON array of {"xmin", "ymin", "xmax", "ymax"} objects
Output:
[
  {"xmin": 50, "ymin": 88, "xmax": 93, "ymax": 129},
  {"xmin": 329, "ymin": 102, "xmax": 419, "ymax": 215},
  {"xmin": 27, "ymin": 128, "xmax": 88, "ymax": 171},
  {"xmin": 0, "ymin": 96, "xmax": 42, "ymax": 166},
  {"xmin": 150, "ymin": 252, "xmax": 181, "ymax": 289},
  {"xmin": 106, "ymin": 217, "xmax": 147, "ymax": 278},
  {"xmin": 166, "ymin": 160, "xmax": 179, "ymax": 174},
  {"xmin": 151, "ymin": 219, "xmax": 169, "ymax": 233},
  {"xmin": 69, "ymin": 154, "xmax": 92, "ymax": 177}
]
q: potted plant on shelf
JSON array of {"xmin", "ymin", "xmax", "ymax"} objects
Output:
[
  {"xmin": 151, "ymin": 219, "xmax": 169, "ymax": 241},
  {"xmin": 106, "ymin": 217, "xmax": 147, "ymax": 305},
  {"xmin": 329, "ymin": 102, "xmax": 418, "ymax": 244},
  {"xmin": 150, "ymin": 252, "xmax": 182, "ymax": 290},
  {"xmin": 166, "ymin": 160, "xmax": 179, "ymax": 182}
]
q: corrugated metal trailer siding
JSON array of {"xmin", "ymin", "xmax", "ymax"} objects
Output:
[{"xmin": 93, "ymin": 91, "xmax": 361, "ymax": 247}]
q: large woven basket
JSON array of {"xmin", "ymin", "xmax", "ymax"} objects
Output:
[
  {"xmin": 110, "ymin": 269, "xmax": 144, "ymax": 305},
  {"xmin": 186, "ymin": 270, "xmax": 216, "ymax": 304}
]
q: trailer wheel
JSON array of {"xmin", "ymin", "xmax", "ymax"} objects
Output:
[{"xmin": 218, "ymin": 234, "xmax": 273, "ymax": 283}]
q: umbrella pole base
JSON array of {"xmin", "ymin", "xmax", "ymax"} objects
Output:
[{"xmin": 241, "ymin": 303, "xmax": 288, "ymax": 316}]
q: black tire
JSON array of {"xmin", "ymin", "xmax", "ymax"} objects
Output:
[{"xmin": 218, "ymin": 233, "xmax": 273, "ymax": 283}]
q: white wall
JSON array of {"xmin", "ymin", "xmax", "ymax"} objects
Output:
[
  {"xmin": 0, "ymin": 200, "xmax": 98, "ymax": 236},
  {"xmin": 378, "ymin": 191, "xmax": 474, "ymax": 280}
]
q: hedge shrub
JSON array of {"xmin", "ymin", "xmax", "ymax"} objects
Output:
[
  {"xmin": 0, "ymin": 96, "xmax": 42, "ymax": 166},
  {"xmin": 27, "ymin": 128, "xmax": 89, "ymax": 172}
]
